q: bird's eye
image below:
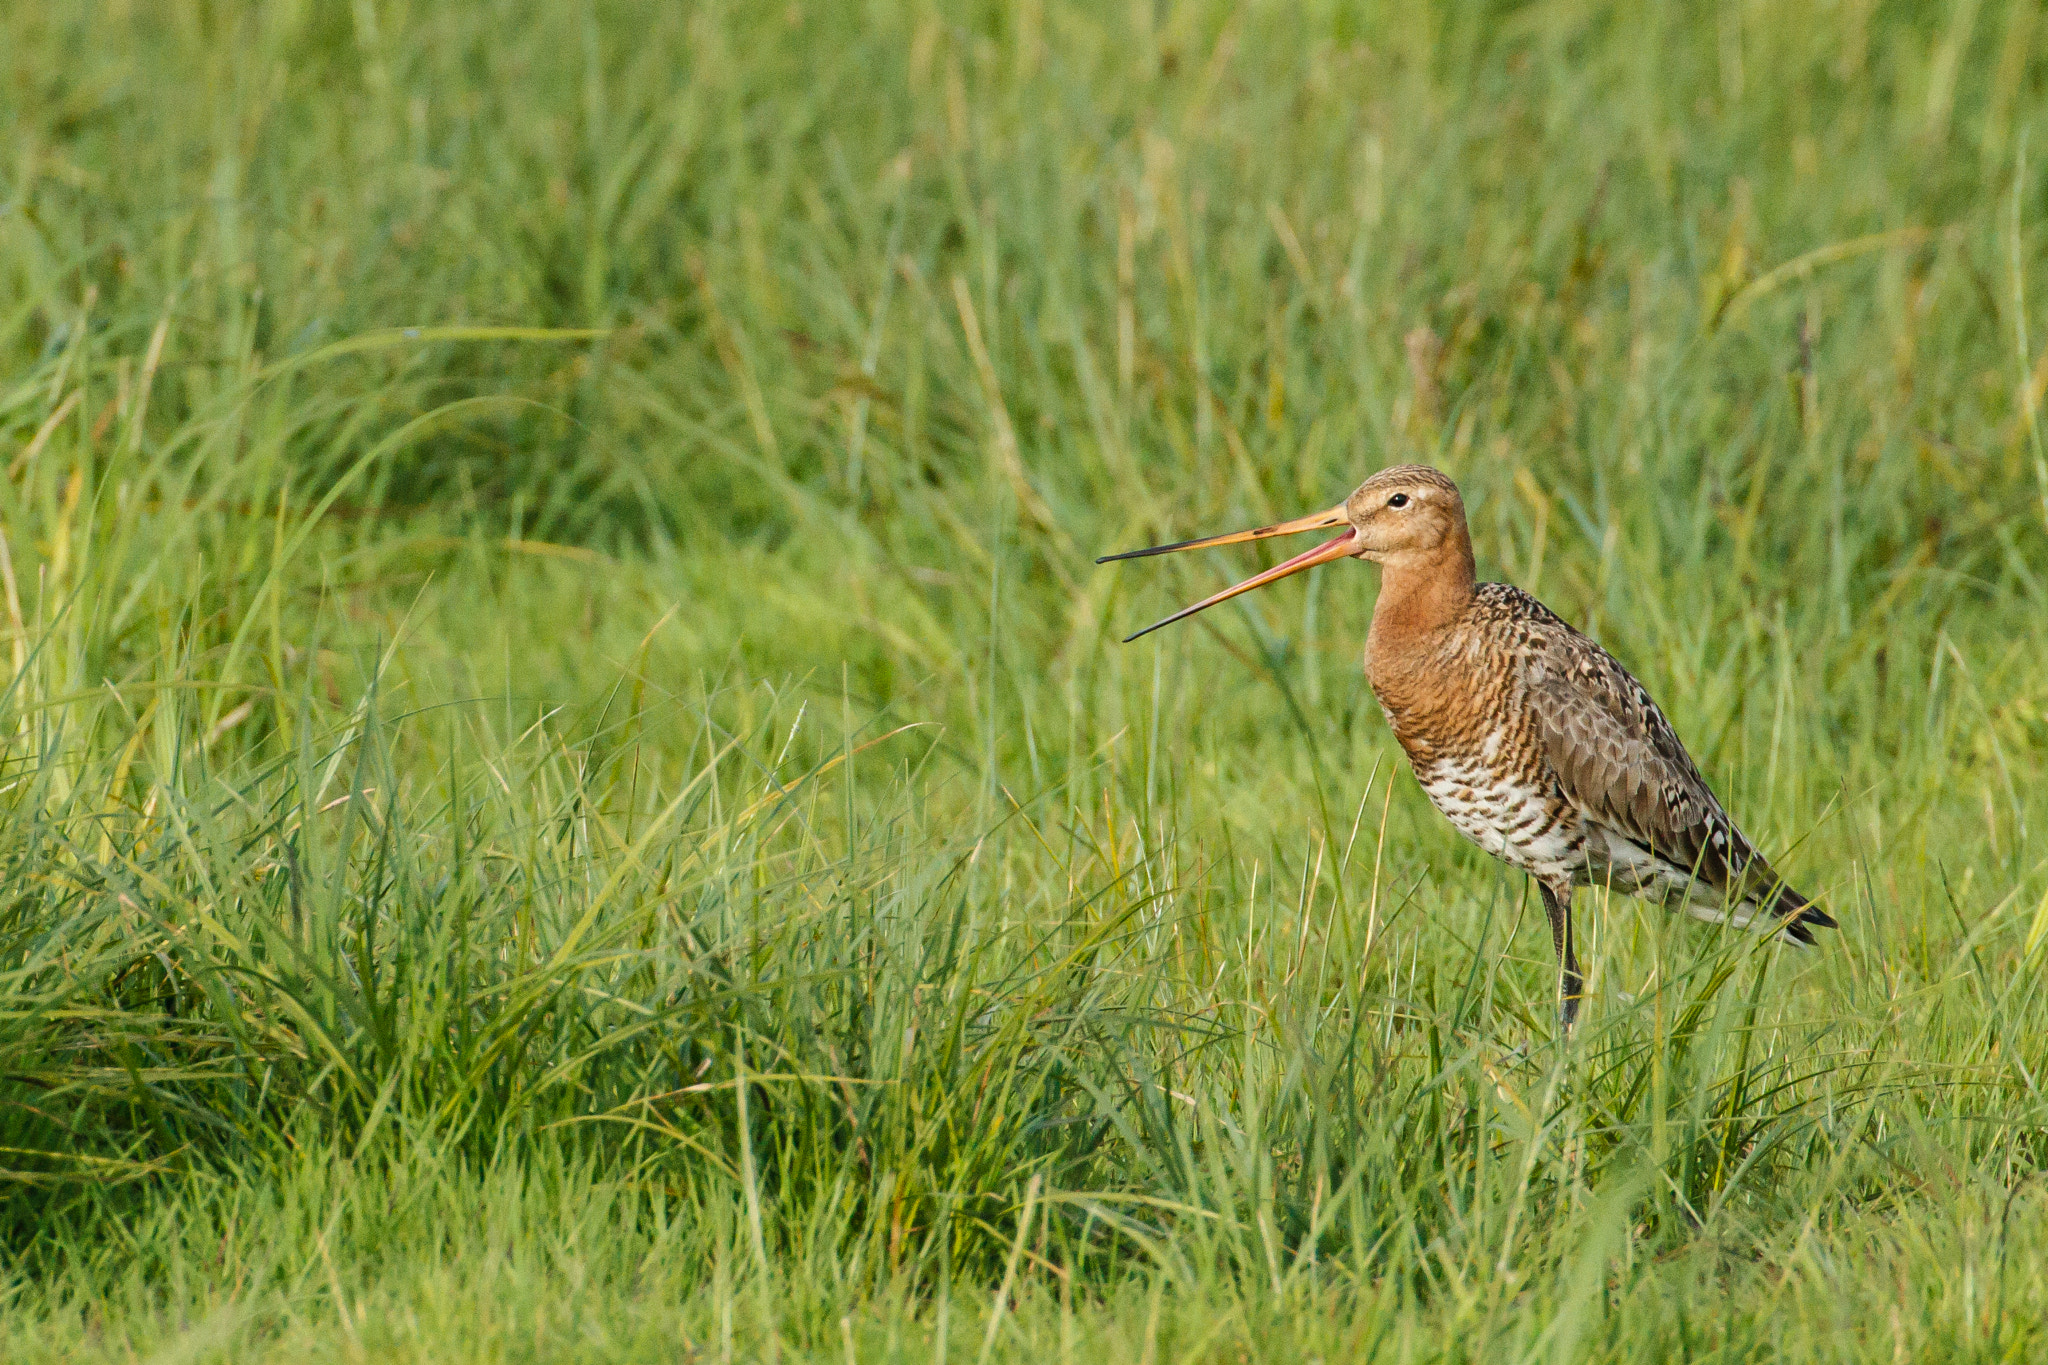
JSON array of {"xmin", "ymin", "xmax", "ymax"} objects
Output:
[{"xmin": 1387, "ymin": 493, "xmax": 1410, "ymax": 509}]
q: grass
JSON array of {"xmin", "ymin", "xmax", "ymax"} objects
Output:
[{"xmin": 3, "ymin": 0, "xmax": 2048, "ymax": 1359}]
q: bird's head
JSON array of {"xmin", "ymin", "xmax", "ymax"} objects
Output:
[
  {"xmin": 1342, "ymin": 464, "xmax": 1467, "ymax": 566},
  {"xmin": 1097, "ymin": 463, "xmax": 1470, "ymax": 642}
]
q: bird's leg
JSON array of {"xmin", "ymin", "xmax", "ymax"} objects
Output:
[{"xmin": 1539, "ymin": 880, "xmax": 1584, "ymax": 1029}]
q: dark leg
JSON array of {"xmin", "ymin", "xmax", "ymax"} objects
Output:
[{"xmin": 1539, "ymin": 880, "xmax": 1584, "ymax": 1028}]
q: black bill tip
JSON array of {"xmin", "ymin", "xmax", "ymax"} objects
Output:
[{"xmin": 1095, "ymin": 535, "xmax": 1215, "ymax": 565}]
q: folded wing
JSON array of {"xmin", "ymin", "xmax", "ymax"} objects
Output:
[{"xmin": 1513, "ymin": 596, "xmax": 1833, "ymax": 941}]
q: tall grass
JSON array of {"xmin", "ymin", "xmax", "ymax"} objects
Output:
[{"xmin": 3, "ymin": 0, "xmax": 2048, "ymax": 1359}]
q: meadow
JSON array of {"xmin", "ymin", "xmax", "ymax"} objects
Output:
[{"xmin": 4, "ymin": 1, "xmax": 2048, "ymax": 1359}]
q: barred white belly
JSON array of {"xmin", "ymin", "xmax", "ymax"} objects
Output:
[{"xmin": 1418, "ymin": 761, "xmax": 1583, "ymax": 883}]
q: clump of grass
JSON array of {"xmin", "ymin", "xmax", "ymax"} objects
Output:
[{"xmin": 3, "ymin": 0, "xmax": 2048, "ymax": 1359}]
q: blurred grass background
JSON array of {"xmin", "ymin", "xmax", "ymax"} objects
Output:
[{"xmin": 4, "ymin": 1, "xmax": 2048, "ymax": 1359}]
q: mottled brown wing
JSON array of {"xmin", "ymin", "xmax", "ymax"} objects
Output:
[{"xmin": 1513, "ymin": 602, "xmax": 1758, "ymax": 900}]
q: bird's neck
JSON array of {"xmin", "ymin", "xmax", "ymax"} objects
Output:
[{"xmin": 1365, "ymin": 533, "xmax": 1477, "ymax": 690}]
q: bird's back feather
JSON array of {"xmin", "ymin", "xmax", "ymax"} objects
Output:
[{"xmin": 1477, "ymin": 585, "xmax": 1830, "ymax": 938}]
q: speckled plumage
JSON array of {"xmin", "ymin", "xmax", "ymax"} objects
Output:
[
  {"xmin": 1103, "ymin": 463, "xmax": 1835, "ymax": 1027},
  {"xmin": 1370, "ymin": 579, "xmax": 1833, "ymax": 1019}
]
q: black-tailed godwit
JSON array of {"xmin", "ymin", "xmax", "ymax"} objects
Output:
[{"xmin": 1101, "ymin": 464, "xmax": 1834, "ymax": 1026}]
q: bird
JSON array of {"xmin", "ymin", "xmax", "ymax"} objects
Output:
[{"xmin": 1098, "ymin": 464, "xmax": 1833, "ymax": 1027}]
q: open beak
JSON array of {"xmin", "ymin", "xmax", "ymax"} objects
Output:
[{"xmin": 1096, "ymin": 505, "xmax": 1356, "ymax": 643}]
